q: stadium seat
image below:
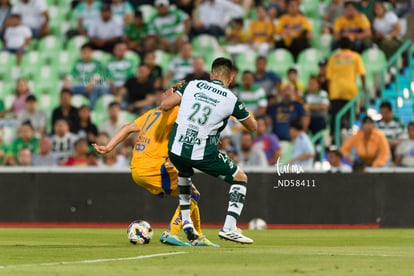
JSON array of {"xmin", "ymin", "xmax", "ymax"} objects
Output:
[
  {"xmin": 139, "ymin": 4, "xmax": 157, "ymax": 23},
  {"xmin": 192, "ymin": 35, "xmax": 221, "ymax": 58},
  {"xmin": 267, "ymin": 49, "xmax": 295, "ymax": 80},
  {"xmin": 67, "ymin": 36, "xmax": 88, "ymax": 56},
  {"xmin": 301, "ymin": 0, "xmax": 320, "ymax": 19},
  {"xmin": 235, "ymin": 50, "xmax": 258, "ymax": 72},
  {"xmin": 38, "ymin": 35, "xmax": 64, "ymax": 63},
  {"xmin": 203, "ymin": 50, "xmax": 231, "ymax": 71},
  {"xmin": 20, "ymin": 51, "xmax": 45, "ymax": 79},
  {"xmin": 94, "ymin": 94, "xmax": 116, "ymax": 115},
  {"xmin": 48, "ymin": 5, "xmax": 65, "ymax": 36},
  {"xmin": 37, "ymin": 93, "xmax": 59, "ymax": 115},
  {"xmin": 297, "ymin": 48, "xmax": 322, "ymax": 83},
  {"xmin": 0, "ymin": 52, "xmax": 17, "ymax": 79},
  {"xmin": 92, "ymin": 50, "xmax": 111, "ymax": 64},
  {"xmin": 71, "ymin": 94, "xmax": 91, "ymax": 108},
  {"xmin": 125, "ymin": 51, "xmax": 141, "ymax": 68},
  {"xmin": 154, "ymin": 50, "xmax": 173, "ymax": 73},
  {"xmin": 33, "ymin": 77, "xmax": 60, "ymax": 98},
  {"xmin": 362, "ymin": 48, "xmax": 387, "ymax": 76},
  {"xmin": 0, "ymin": 80, "xmax": 15, "ymax": 99},
  {"xmin": 49, "ymin": 50, "xmax": 75, "ymax": 78}
]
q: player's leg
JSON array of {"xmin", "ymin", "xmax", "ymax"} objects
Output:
[
  {"xmin": 193, "ymin": 151, "xmax": 253, "ymax": 244},
  {"xmin": 168, "ymin": 152, "xmax": 200, "ymax": 241}
]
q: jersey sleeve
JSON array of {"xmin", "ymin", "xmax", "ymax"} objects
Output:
[
  {"xmin": 175, "ymin": 80, "xmax": 189, "ymax": 97},
  {"xmin": 232, "ymin": 99, "xmax": 250, "ymax": 122},
  {"xmin": 133, "ymin": 112, "xmax": 146, "ymax": 129}
]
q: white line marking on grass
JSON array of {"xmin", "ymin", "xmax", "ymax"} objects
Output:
[{"xmin": 0, "ymin": 251, "xmax": 186, "ymax": 269}]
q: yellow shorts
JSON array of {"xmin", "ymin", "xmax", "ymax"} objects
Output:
[{"xmin": 131, "ymin": 161, "xmax": 178, "ymax": 197}]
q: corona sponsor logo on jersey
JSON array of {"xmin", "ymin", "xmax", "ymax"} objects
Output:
[{"xmin": 196, "ymin": 81, "xmax": 228, "ymax": 97}]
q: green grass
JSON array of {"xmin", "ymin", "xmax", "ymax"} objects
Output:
[{"xmin": 1, "ymin": 228, "xmax": 414, "ymax": 275}]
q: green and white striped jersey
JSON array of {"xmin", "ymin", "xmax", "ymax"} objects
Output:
[
  {"xmin": 169, "ymin": 79, "xmax": 250, "ymax": 160},
  {"xmin": 234, "ymin": 84, "xmax": 267, "ymax": 114},
  {"xmin": 376, "ymin": 117, "xmax": 405, "ymax": 141},
  {"xmin": 148, "ymin": 9, "xmax": 188, "ymax": 40},
  {"xmin": 106, "ymin": 57, "xmax": 135, "ymax": 87}
]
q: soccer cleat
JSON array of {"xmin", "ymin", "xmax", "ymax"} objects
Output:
[
  {"xmin": 182, "ymin": 221, "xmax": 200, "ymax": 241},
  {"xmin": 218, "ymin": 228, "xmax": 254, "ymax": 244},
  {"xmin": 192, "ymin": 236, "xmax": 220, "ymax": 247},
  {"xmin": 159, "ymin": 231, "xmax": 191, "ymax": 246}
]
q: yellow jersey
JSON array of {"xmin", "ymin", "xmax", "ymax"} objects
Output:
[
  {"xmin": 326, "ymin": 49, "xmax": 365, "ymax": 101},
  {"xmin": 275, "ymin": 14, "xmax": 312, "ymax": 46},
  {"xmin": 249, "ymin": 20, "xmax": 274, "ymax": 43},
  {"xmin": 130, "ymin": 106, "xmax": 179, "ymax": 171},
  {"xmin": 333, "ymin": 14, "xmax": 370, "ymax": 40}
]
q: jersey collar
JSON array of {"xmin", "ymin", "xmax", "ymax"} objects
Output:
[{"xmin": 211, "ymin": 79, "xmax": 225, "ymax": 87}]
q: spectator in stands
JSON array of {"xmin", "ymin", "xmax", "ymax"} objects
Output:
[
  {"xmin": 111, "ymin": 0, "xmax": 134, "ymax": 27},
  {"xmin": 191, "ymin": 0, "xmax": 243, "ymax": 40},
  {"xmin": 88, "ymin": 5, "xmax": 123, "ymax": 53},
  {"xmin": 74, "ymin": 105, "xmax": 98, "ymax": 144},
  {"xmin": 184, "ymin": 56, "xmax": 209, "ymax": 82},
  {"xmin": 235, "ymin": 70, "xmax": 267, "ymax": 116},
  {"xmin": 248, "ymin": 5, "xmax": 274, "ymax": 56},
  {"xmin": 0, "ymin": 78, "xmax": 31, "ymax": 118},
  {"xmin": 17, "ymin": 95, "xmax": 47, "ymax": 136},
  {"xmin": 2, "ymin": 13, "xmax": 31, "ymax": 65},
  {"xmin": 304, "ymin": 76, "xmax": 329, "ymax": 135},
  {"xmin": 64, "ymin": 43, "xmax": 109, "ymax": 109},
  {"xmin": 377, "ymin": 101, "xmax": 405, "ymax": 159},
  {"xmin": 327, "ymin": 145, "xmax": 352, "ymax": 173},
  {"xmin": 281, "ymin": 68, "xmax": 305, "ymax": 101},
  {"xmin": 238, "ymin": 131, "xmax": 268, "ymax": 167},
  {"xmin": 95, "ymin": 131, "xmax": 110, "ymax": 148},
  {"xmin": 288, "ymin": 120, "xmax": 315, "ymax": 169},
  {"xmin": 394, "ymin": 122, "xmax": 414, "ymax": 167},
  {"xmin": 225, "ymin": 17, "xmax": 248, "ymax": 44},
  {"xmin": 106, "ymin": 41, "xmax": 135, "ymax": 96},
  {"xmin": 142, "ymin": 51, "xmax": 163, "ymax": 90},
  {"xmin": 317, "ymin": 59, "xmax": 329, "ymax": 93},
  {"xmin": 275, "ymin": 0, "xmax": 312, "ymax": 60},
  {"xmin": 69, "ymin": 0, "xmax": 101, "ymax": 38},
  {"xmin": 175, "ymin": 0, "xmax": 196, "ymax": 16},
  {"xmin": 123, "ymin": 64, "xmax": 155, "ymax": 114},
  {"xmin": 356, "ymin": 0, "xmax": 375, "ymax": 21},
  {"xmin": 253, "ymin": 116, "xmax": 281, "ymax": 165},
  {"xmin": 267, "ymin": 84, "xmax": 306, "ymax": 141},
  {"xmin": 341, "ymin": 116, "xmax": 390, "ymax": 168},
  {"xmin": 87, "ymin": 150, "xmax": 99, "ymax": 166},
  {"xmin": 267, "ymin": 0, "xmax": 287, "ymax": 19},
  {"xmin": 254, "ymin": 56, "xmax": 281, "ymax": 101},
  {"xmin": 51, "ymin": 119, "xmax": 78, "ymax": 161},
  {"xmin": 372, "ymin": 1, "xmax": 403, "ymax": 60},
  {"xmin": 333, "ymin": 1, "xmax": 373, "ymax": 53},
  {"xmin": 323, "ymin": 0, "xmax": 344, "ymax": 28},
  {"xmin": 7, "ymin": 122, "xmax": 38, "ymax": 164},
  {"xmin": 125, "ymin": 10, "xmax": 147, "ymax": 55},
  {"xmin": 0, "ymin": 128, "xmax": 8, "ymax": 165},
  {"xmin": 62, "ymin": 138, "xmax": 89, "ymax": 166},
  {"xmin": 326, "ymin": 37, "xmax": 365, "ymax": 135},
  {"xmin": 98, "ymin": 148, "xmax": 127, "ymax": 168},
  {"xmin": 164, "ymin": 42, "xmax": 193, "ymax": 86},
  {"xmin": 12, "ymin": 0, "xmax": 49, "ymax": 38},
  {"xmin": 218, "ymin": 127, "xmax": 239, "ymax": 163},
  {"xmin": 0, "ymin": 0, "xmax": 12, "ymax": 39},
  {"xmin": 51, "ymin": 89, "xmax": 79, "ymax": 134},
  {"xmin": 15, "ymin": 148, "xmax": 32, "ymax": 166},
  {"xmin": 32, "ymin": 135, "xmax": 58, "ymax": 166},
  {"xmin": 147, "ymin": 0, "xmax": 190, "ymax": 53},
  {"xmin": 99, "ymin": 102, "xmax": 125, "ymax": 139}
]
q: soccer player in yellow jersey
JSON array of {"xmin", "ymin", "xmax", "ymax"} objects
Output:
[{"xmin": 93, "ymin": 83, "xmax": 217, "ymax": 247}]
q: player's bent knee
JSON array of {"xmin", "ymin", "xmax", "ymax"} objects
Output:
[{"xmin": 233, "ymin": 169, "xmax": 248, "ymax": 183}]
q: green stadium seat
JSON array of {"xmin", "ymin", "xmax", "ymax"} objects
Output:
[
  {"xmin": 92, "ymin": 50, "xmax": 111, "ymax": 64},
  {"xmin": 192, "ymin": 35, "xmax": 221, "ymax": 59},
  {"xmin": 125, "ymin": 51, "xmax": 141, "ymax": 68},
  {"xmin": 38, "ymin": 35, "xmax": 64, "ymax": 63},
  {"xmin": 154, "ymin": 50, "xmax": 173, "ymax": 73},
  {"xmin": 301, "ymin": 0, "xmax": 320, "ymax": 19},
  {"xmin": 297, "ymin": 48, "xmax": 322, "ymax": 83},
  {"xmin": 0, "ymin": 81, "xmax": 15, "ymax": 99},
  {"xmin": 20, "ymin": 51, "xmax": 45, "ymax": 79},
  {"xmin": 235, "ymin": 50, "xmax": 258, "ymax": 73},
  {"xmin": 94, "ymin": 94, "xmax": 116, "ymax": 115},
  {"xmin": 71, "ymin": 94, "xmax": 91, "ymax": 108},
  {"xmin": 26, "ymin": 40, "xmax": 38, "ymax": 51},
  {"xmin": 49, "ymin": 50, "xmax": 75, "ymax": 78},
  {"xmin": 33, "ymin": 77, "xmax": 60, "ymax": 97},
  {"xmin": 0, "ymin": 52, "xmax": 17, "ymax": 79},
  {"xmin": 67, "ymin": 35, "xmax": 88, "ymax": 55},
  {"xmin": 48, "ymin": 5, "xmax": 65, "ymax": 35},
  {"xmin": 362, "ymin": 48, "xmax": 387, "ymax": 76},
  {"xmin": 37, "ymin": 93, "xmax": 60, "ymax": 115},
  {"xmin": 267, "ymin": 49, "xmax": 295, "ymax": 80},
  {"xmin": 203, "ymin": 50, "xmax": 231, "ymax": 71},
  {"xmin": 139, "ymin": 4, "xmax": 157, "ymax": 23}
]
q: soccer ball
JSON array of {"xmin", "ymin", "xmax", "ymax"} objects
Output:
[
  {"xmin": 127, "ymin": 220, "xmax": 153, "ymax": 245},
  {"xmin": 248, "ymin": 218, "xmax": 267, "ymax": 230}
]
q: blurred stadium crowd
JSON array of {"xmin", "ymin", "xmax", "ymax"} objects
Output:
[{"xmin": 0, "ymin": 0, "xmax": 413, "ymax": 171}]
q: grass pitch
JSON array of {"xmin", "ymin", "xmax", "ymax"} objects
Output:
[{"xmin": 1, "ymin": 228, "xmax": 414, "ymax": 275}]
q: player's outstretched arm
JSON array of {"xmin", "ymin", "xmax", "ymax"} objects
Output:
[
  {"xmin": 160, "ymin": 92, "xmax": 181, "ymax": 111},
  {"xmin": 241, "ymin": 117, "xmax": 257, "ymax": 132},
  {"xmin": 93, "ymin": 122, "xmax": 140, "ymax": 154}
]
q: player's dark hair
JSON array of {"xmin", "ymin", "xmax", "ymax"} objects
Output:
[
  {"xmin": 338, "ymin": 36, "xmax": 352, "ymax": 49},
  {"xmin": 289, "ymin": 119, "xmax": 303, "ymax": 131},
  {"xmin": 380, "ymin": 101, "xmax": 392, "ymax": 111},
  {"xmin": 81, "ymin": 43, "xmax": 94, "ymax": 50},
  {"xmin": 211, "ymin": 57, "xmax": 233, "ymax": 79}
]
